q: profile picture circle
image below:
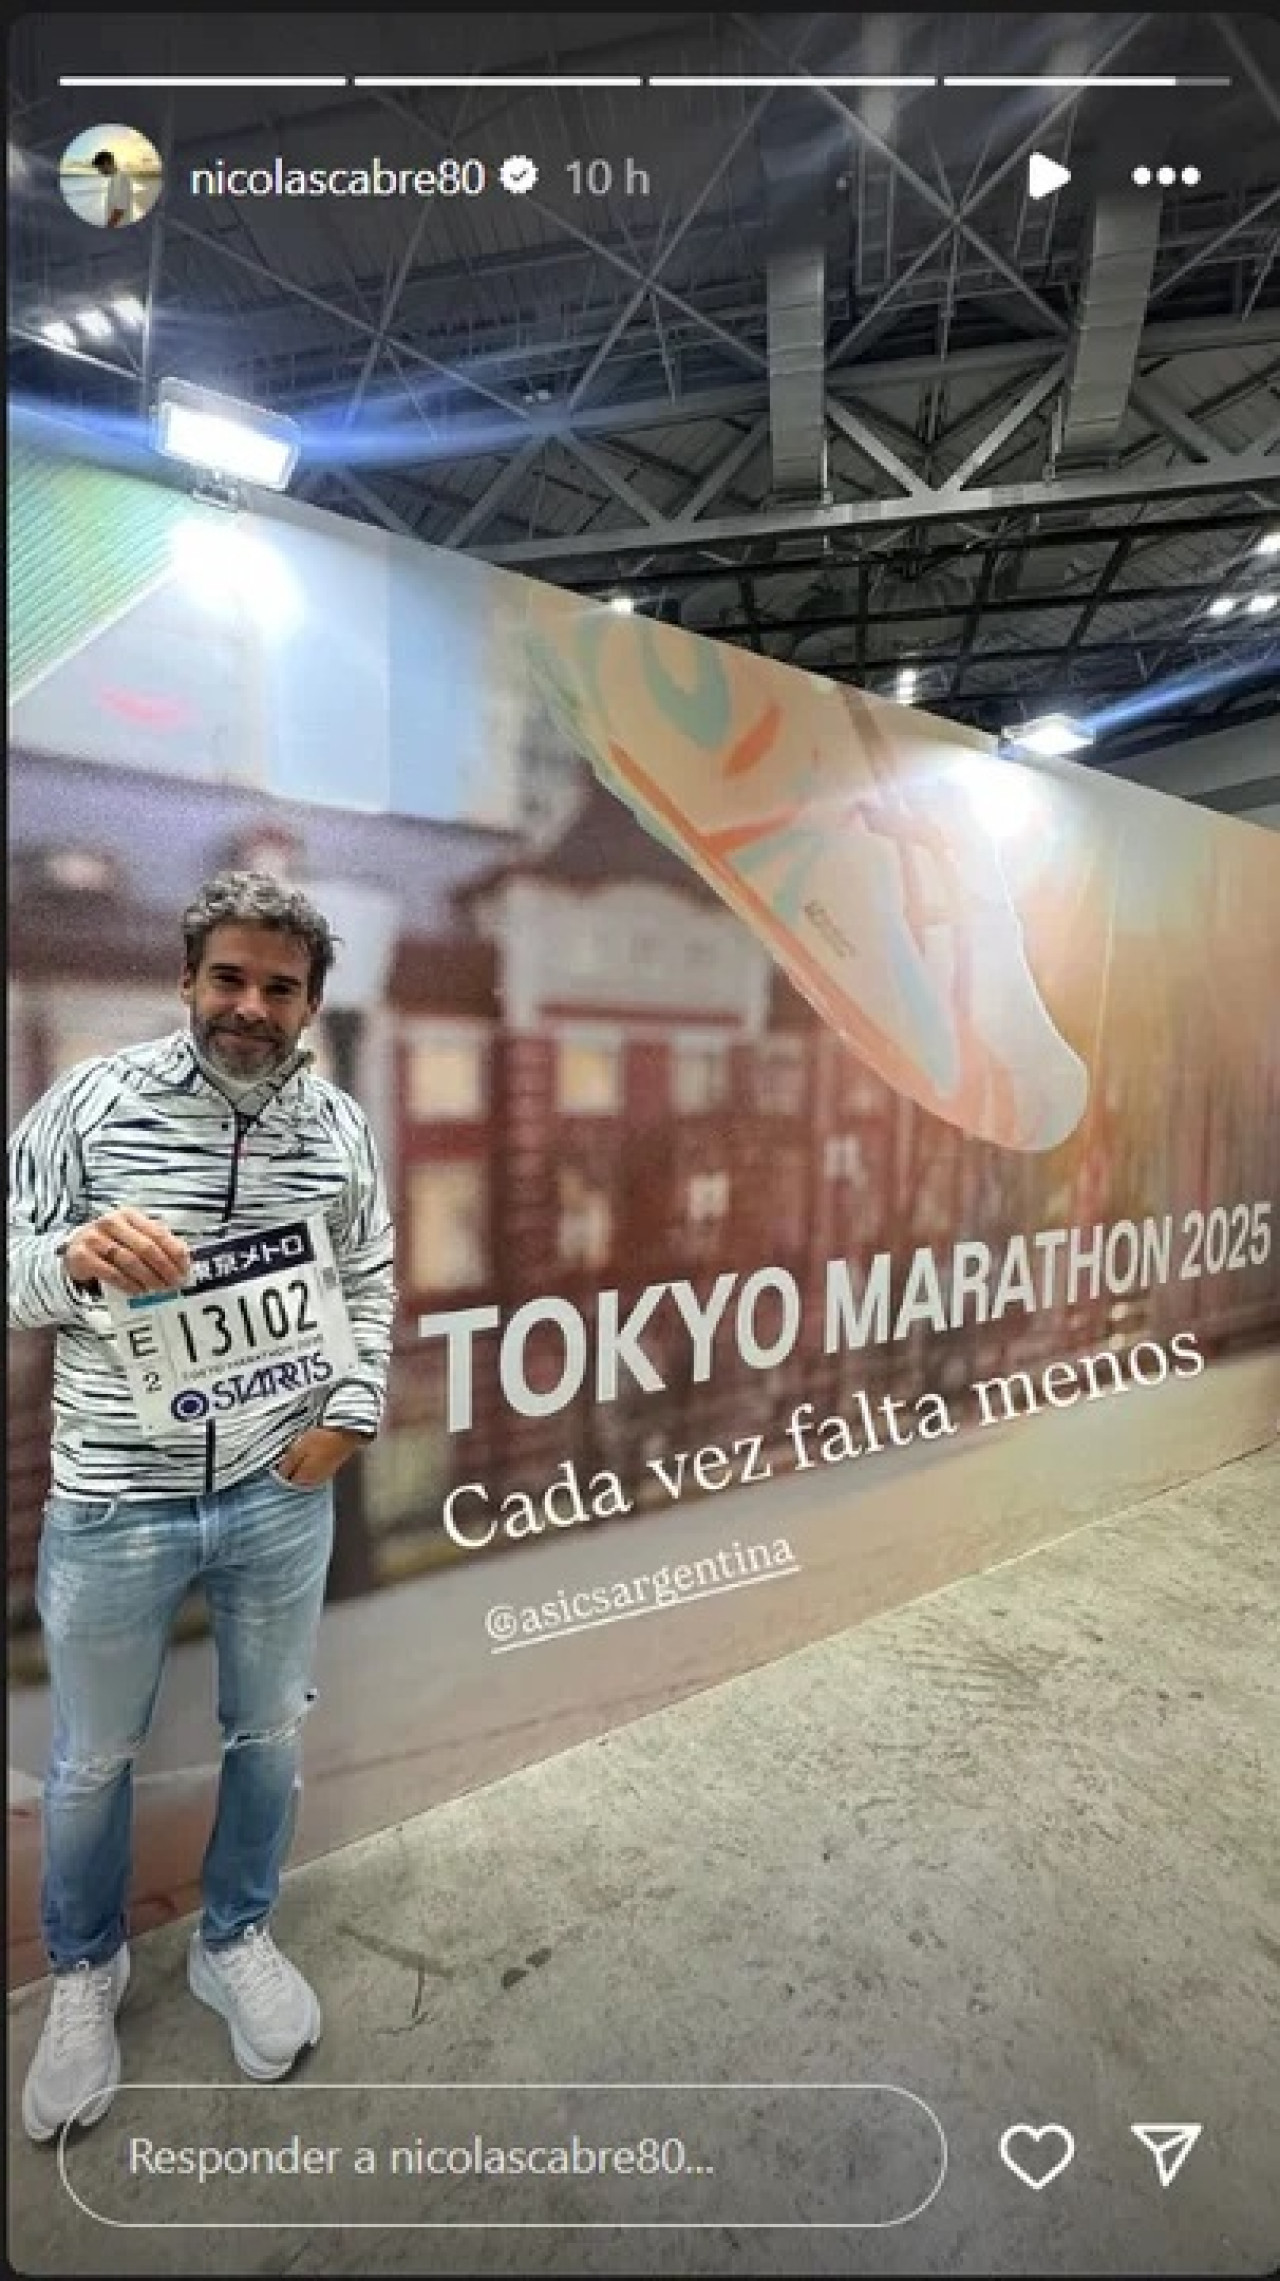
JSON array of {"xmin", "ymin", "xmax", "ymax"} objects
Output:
[{"xmin": 58, "ymin": 123, "xmax": 163, "ymax": 229}]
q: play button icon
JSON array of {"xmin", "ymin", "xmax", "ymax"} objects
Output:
[{"xmin": 1029, "ymin": 151, "xmax": 1072, "ymax": 199}]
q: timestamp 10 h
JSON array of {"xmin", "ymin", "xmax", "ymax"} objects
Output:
[{"xmin": 567, "ymin": 157, "xmax": 652, "ymax": 196}]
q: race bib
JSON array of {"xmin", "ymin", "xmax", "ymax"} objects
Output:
[{"xmin": 105, "ymin": 1214, "xmax": 358, "ymax": 1437}]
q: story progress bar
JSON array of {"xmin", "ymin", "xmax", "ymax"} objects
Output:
[{"xmin": 58, "ymin": 74, "xmax": 1234, "ymax": 90}]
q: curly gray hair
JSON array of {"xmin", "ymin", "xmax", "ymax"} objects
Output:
[{"xmin": 181, "ymin": 872, "xmax": 339, "ymax": 998}]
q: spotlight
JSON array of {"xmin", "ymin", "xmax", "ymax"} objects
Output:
[
  {"xmin": 41, "ymin": 319, "xmax": 77, "ymax": 350},
  {"xmin": 1001, "ymin": 712, "xmax": 1094, "ymax": 758},
  {"xmin": 608, "ymin": 594, "xmax": 635, "ymax": 614},
  {"xmin": 1246, "ymin": 592, "xmax": 1277, "ymax": 615},
  {"xmin": 112, "ymin": 294, "xmax": 146, "ymax": 327},
  {"xmin": 1256, "ymin": 531, "xmax": 1280, "ymax": 557},
  {"xmin": 895, "ymin": 667, "xmax": 918, "ymax": 701},
  {"xmin": 76, "ymin": 307, "xmax": 113, "ymax": 341},
  {"xmin": 154, "ymin": 377, "xmax": 301, "ymax": 492},
  {"xmin": 1206, "ymin": 596, "xmax": 1237, "ymax": 618}
]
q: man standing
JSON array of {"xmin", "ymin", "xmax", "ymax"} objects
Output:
[
  {"xmin": 8, "ymin": 872, "xmax": 395, "ymax": 2141},
  {"xmin": 92, "ymin": 147, "xmax": 132, "ymax": 228}
]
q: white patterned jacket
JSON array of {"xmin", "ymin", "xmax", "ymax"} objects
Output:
[{"xmin": 8, "ymin": 1031, "xmax": 395, "ymax": 1498}]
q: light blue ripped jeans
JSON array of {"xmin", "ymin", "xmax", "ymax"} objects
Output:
[{"xmin": 35, "ymin": 1466, "xmax": 334, "ymax": 1971}]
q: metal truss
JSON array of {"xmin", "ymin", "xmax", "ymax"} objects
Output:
[
  {"xmin": 10, "ymin": 7, "xmax": 1280, "ymax": 743},
  {"xmin": 475, "ymin": 446, "xmax": 1280, "ymax": 565}
]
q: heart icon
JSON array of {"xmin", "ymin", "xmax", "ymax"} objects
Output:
[{"xmin": 999, "ymin": 2123, "xmax": 1076, "ymax": 2191}]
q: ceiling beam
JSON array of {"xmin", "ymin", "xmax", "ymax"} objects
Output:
[
  {"xmin": 940, "ymin": 363, "xmax": 1066, "ymax": 492},
  {"xmin": 1149, "ymin": 185, "xmax": 1280, "ymax": 309},
  {"xmin": 560, "ymin": 436, "xmax": 667, "ymax": 528},
  {"xmin": 567, "ymin": 65, "xmax": 792, "ymax": 413},
  {"xmin": 1130, "ymin": 375, "xmax": 1225, "ymax": 461},
  {"xmin": 743, "ymin": 9, "xmax": 1152, "ymax": 362},
  {"xmin": 673, "ymin": 419, "xmax": 769, "ymax": 525},
  {"xmin": 324, "ymin": 470, "xmax": 418, "ymax": 538},
  {"xmin": 341, "ymin": 195, "xmax": 441, "ymax": 428},
  {"xmin": 690, "ymin": 575, "xmax": 1258, "ymax": 640},
  {"xmin": 825, "ymin": 398, "xmax": 926, "ymax": 498},
  {"xmin": 441, "ymin": 438, "xmax": 545, "ymax": 550},
  {"xmin": 949, "ymin": 544, "xmax": 1004, "ymax": 697},
  {"xmin": 1058, "ymin": 532, "xmax": 1140, "ymax": 660},
  {"xmin": 163, "ymin": 214, "xmax": 533, "ymax": 426},
  {"xmin": 476, "ymin": 451, "xmax": 1280, "ymax": 566},
  {"xmin": 19, "ymin": 307, "xmax": 1280, "ymax": 469},
  {"xmin": 791, "ymin": 634, "xmax": 1270, "ymax": 672},
  {"xmin": 564, "ymin": 509, "xmax": 1277, "ymax": 591},
  {"xmin": 1212, "ymin": 14, "xmax": 1280, "ymax": 134},
  {"xmin": 285, "ymin": 309, "xmax": 1280, "ymax": 480}
]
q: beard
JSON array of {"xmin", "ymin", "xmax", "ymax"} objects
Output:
[{"xmin": 194, "ymin": 1015, "xmax": 292, "ymax": 1079}]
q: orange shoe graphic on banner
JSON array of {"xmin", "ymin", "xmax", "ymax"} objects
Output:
[{"xmin": 524, "ymin": 590, "xmax": 1089, "ymax": 1154}]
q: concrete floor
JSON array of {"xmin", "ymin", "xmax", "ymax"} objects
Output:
[
  {"xmin": 11, "ymin": 1346, "xmax": 1276, "ymax": 1996},
  {"xmin": 7, "ymin": 1439, "xmax": 1279, "ymax": 2279}
]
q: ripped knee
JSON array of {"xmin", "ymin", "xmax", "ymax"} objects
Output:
[
  {"xmin": 48, "ymin": 1740, "xmax": 139, "ymax": 1793},
  {"xmin": 222, "ymin": 1686, "xmax": 317, "ymax": 1752}
]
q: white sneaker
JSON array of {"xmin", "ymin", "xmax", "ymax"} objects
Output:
[
  {"xmin": 22, "ymin": 1947, "xmax": 131, "ymax": 2142},
  {"xmin": 187, "ymin": 1923, "xmax": 320, "ymax": 2080}
]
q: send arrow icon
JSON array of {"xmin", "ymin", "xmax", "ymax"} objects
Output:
[{"xmin": 1131, "ymin": 2124, "xmax": 1203, "ymax": 2187}]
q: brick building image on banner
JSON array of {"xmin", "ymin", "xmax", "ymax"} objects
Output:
[{"xmin": 7, "ymin": 745, "xmax": 1154, "ymax": 1634}]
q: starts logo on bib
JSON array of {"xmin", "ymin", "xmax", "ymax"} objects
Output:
[{"xmin": 169, "ymin": 1350, "xmax": 334, "ymax": 1423}]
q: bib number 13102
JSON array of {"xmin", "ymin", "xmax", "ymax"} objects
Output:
[{"xmin": 177, "ymin": 1276, "xmax": 317, "ymax": 1365}]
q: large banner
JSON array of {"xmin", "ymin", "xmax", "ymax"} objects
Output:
[{"xmin": 9, "ymin": 417, "xmax": 1279, "ymax": 1987}]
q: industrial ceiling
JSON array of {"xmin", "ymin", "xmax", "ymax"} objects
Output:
[{"xmin": 9, "ymin": 9, "xmax": 1280, "ymax": 768}]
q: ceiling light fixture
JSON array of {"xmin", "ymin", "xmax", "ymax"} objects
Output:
[
  {"xmin": 1002, "ymin": 712, "xmax": 1094, "ymax": 758},
  {"xmin": 1206, "ymin": 596, "xmax": 1237, "ymax": 618},
  {"xmin": 112, "ymin": 294, "xmax": 146, "ymax": 328},
  {"xmin": 76, "ymin": 307, "xmax": 113, "ymax": 340},
  {"xmin": 1246, "ymin": 592, "xmax": 1277, "ymax": 615},
  {"xmin": 41, "ymin": 319, "xmax": 77, "ymax": 350},
  {"xmin": 1256, "ymin": 530, "xmax": 1280, "ymax": 557},
  {"xmin": 154, "ymin": 377, "xmax": 301, "ymax": 492}
]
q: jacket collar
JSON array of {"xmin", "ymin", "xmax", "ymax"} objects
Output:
[{"xmin": 159, "ymin": 1030, "xmax": 315, "ymax": 1119}]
